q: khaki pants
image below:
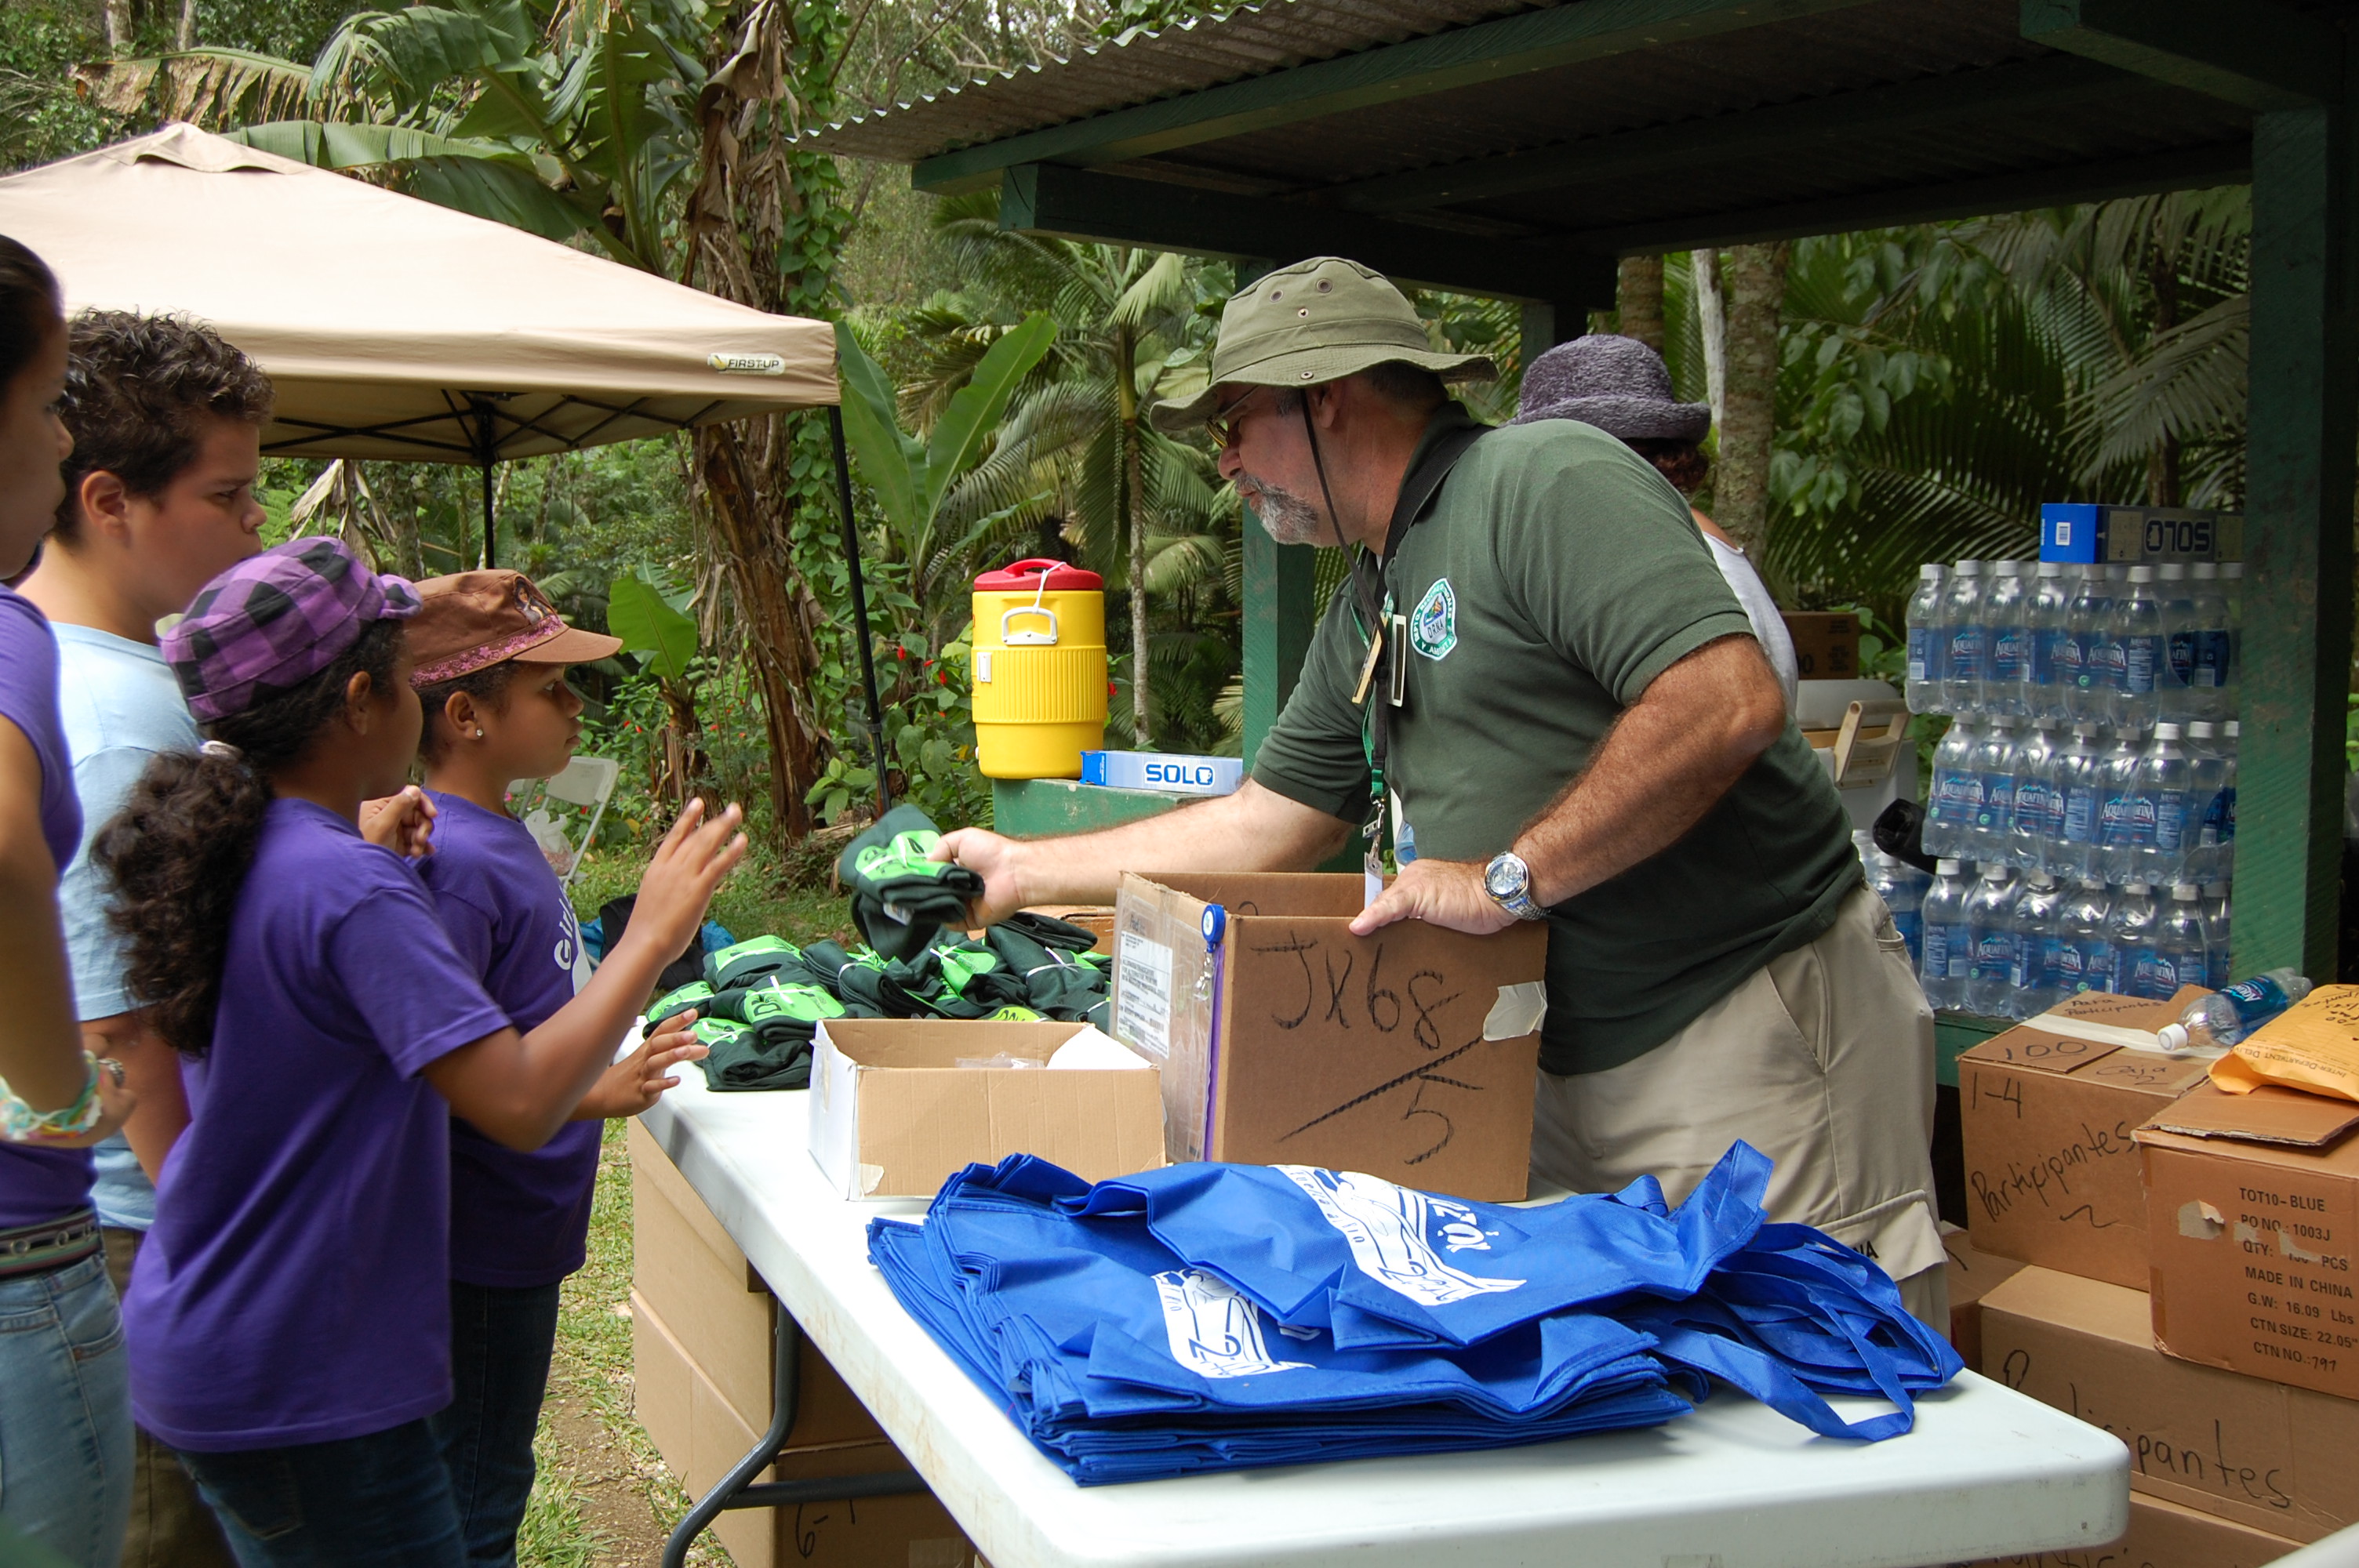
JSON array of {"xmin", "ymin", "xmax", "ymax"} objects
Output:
[
  {"xmin": 100, "ymin": 1228, "xmax": 238, "ymax": 1568},
  {"xmin": 1531, "ymin": 884, "xmax": 1950, "ymax": 1330}
]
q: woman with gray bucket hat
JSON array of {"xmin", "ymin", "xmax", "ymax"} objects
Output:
[
  {"xmin": 936, "ymin": 256, "xmax": 1943, "ymax": 1328},
  {"xmin": 1514, "ymin": 334, "xmax": 1797, "ymax": 707}
]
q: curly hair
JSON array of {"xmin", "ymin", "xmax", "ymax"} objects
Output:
[
  {"xmin": 54, "ymin": 310, "xmax": 274, "ymax": 542},
  {"xmin": 1625, "ymin": 437, "xmax": 1711, "ymax": 497},
  {"xmin": 94, "ymin": 620, "xmax": 404, "ymax": 1058},
  {"xmin": 415, "ymin": 661, "xmax": 517, "ymax": 764},
  {"xmin": 0, "ymin": 236, "xmax": 60, "ymax": 391}
]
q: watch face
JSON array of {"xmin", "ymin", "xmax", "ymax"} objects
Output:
[{"xmin": 1485, "ymin": 858, "xmax": 1521, "ymax": 898}]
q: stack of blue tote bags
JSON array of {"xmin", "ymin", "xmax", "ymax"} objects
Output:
[{"xmin": 867, "ymin": 1141, "xmax": 1962, "ymax": 1484}]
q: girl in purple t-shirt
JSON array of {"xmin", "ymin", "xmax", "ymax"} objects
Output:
[
  {"xmin": 95, "ymin": 539, "xmax": 744, "ymax": 1567},
  {"xmin": 0, "ymin": 235, "xmax": 140, "ymax": 1566},
  {"xmin": 403, "ymin": 568, "xmax": 705, "ymax": 1564}
]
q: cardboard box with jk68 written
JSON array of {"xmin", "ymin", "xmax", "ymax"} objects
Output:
[
  {"xmin": 1958, "ymin": 989, "xmax": 2212, "ymax": 1289},
  {"xmin": 1965, "ymin": 1493, "xmax": 2296, "ymax": 1568},
  {"xmin": 1109, "ymin": 872, "xmax": 1548, "ymax": 1203}
]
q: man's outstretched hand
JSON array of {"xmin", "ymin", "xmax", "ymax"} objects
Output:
[
  {"xmin": 1348, "ymin": 857, "xmax": 1517, "ymax": 938},
  {"xmin": 931, "ymin": 828, "xmax": 1027, "ymax": 928}
]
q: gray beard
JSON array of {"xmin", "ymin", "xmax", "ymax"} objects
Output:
[{"xmin": 1241, "ymin": 475, "xmax": 1331, "ymax": 546}]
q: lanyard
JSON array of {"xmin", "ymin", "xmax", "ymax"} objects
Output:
[{"xmin": 1344, "ymin": 419, "xmax": 1492, "ymax": 880}]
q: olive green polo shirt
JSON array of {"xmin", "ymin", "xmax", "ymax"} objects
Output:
[{"xmin": 1252, "ymin": 407, "xmax": 1860, "ymax": 1076}]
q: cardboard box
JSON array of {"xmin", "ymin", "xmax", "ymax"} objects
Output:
[
  {"xmin": 631, "ymin": 1118, "xmax": 884, "ymax": 1446},
  {"xmin": 1959, "ymin": 989, "xmax": 2212, "ymax": 1288},
  {"xmin": 1109, "ymin": 873, "xmax": 1548, "ymax": 1202},
  {"xmin": 1943, "ymin": 1225, "xmax": 2030, "ymax": 1371},
  {"xmin": 1980, "ymin": 1265, "xmax": 2359, "ymax": 1541},
  {"xmin": 808, "ymin": 1019, "xmax": 1164, "ymax": 1200},
  {"xmin": 2040, "ymin": 503, "xmax": 2244, "ymax": 567},
  {"xmin": 2137, "ymin": 1082, "xmax": 2359, "ymax": 1402},
  {"xmin": 1781, "ymin": 611, "xmax": 1860, "ymax": 678},
  {"xmin": 1968, "ymin": 1493, "xmax": 2296, "ymax": 1568},
  {"xmin": 633, "ymin": 1292, "xmax": 974, "ymax": 1568}
]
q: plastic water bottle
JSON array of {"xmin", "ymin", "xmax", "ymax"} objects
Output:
[
  {"xmin": 2155, "ymin": 967, "xmax": 2314, "ymax": 1052},
  {"xmin": 1964, "ymin": 862, "xmax": 2022, "ymax": 1016},
  {"xmin": 2026, "ymin": 561, "xmax": 2073, "ymax": 722},
  {"xmin": 2095, "ymin": 725, "xmax": 2149, "ymax": 884},
  {"xmin": 2047, "ymin": 723, "xmax": 2106, "ymax": 881},
  {"xmin": 2145, "ymin": 884, "xmax": 2211, "ymax": 1002},
  {"xmin": 2106, "ymin": 883, "xmax": 2163, "ymax": 999},
  {"xmin": 2185, "ymin": 721, "xmax": 2226, "ymax": 883},
  {"xmin": 2216, "ymin": 720, "xmax": 2239, "ymax": 875},
  {"xmin": 2009, "ymin": 871, "xmax": 2069, "ymax": 1019},
  {"xmin": 2136, "ymin": 723, "xmax": 2195, "ymax": 887},
  {"xmin": 1919, "ymin": 858, "xmax": 1972, "ymax": 1009},
  {"xmin": 1884, "ymin": 854, "xmax": 1926, "ymax": 971},
  {"xmin": 1925, "ymin": 719, "xmax": 1980, "ymax": 859},
  {"xmin": 1905, "ymin": 563, "xmax": 1947, "ymax": 714},
  {"xmin": 2187, "ymin": 562, "xmax": 2234, "ymax": 722},
  {"xmin": 2202, "ymin": 884, "xmax": 2232, "ymax": 989},
  {"xmin": 1940, "ymin": 561, "xmax": 1988, "ymax": 717},
  {"xmin": 2157, "ymin": 563, "xmax": 2200, "ymax": 724},
  {"xmin": 1984, "ymin": 561, "xmax": 2030, "ymax": 717},
  {"xmin": 1969, "ymin": 716, "xmax": 2021, "ymax": 861},
  {"xmin": 2110, "ymin": 565, "xmax": 2166, "ymax": 731},
  {"xmin": 2055, "ymin": 880, "xmax": 2115, "ymax": 996},
  {"xmin": 2006, "ymin": 720, "xmax": 2059, "ymax": 872},
  {"xmin": 2061, "ymin": 564, "xmax": 2114, "ymax": 723}
]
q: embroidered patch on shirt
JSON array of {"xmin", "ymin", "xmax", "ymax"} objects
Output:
[{"xmin": 1409, "ymin": 577, "xmax": 1457, "ymax": 661}]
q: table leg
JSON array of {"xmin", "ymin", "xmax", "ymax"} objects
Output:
[{"xmin": 661, "ymin": 1298, "xmax": 929, "ymax": 1568}]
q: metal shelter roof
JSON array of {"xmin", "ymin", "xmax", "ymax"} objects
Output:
[{"xmin": 808, "ymin": 0, "xmax": 2346, "ymax": 305}]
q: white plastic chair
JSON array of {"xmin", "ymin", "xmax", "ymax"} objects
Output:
[{"xmin": 506, "ymin": 754, "xmax": 620, "ymax": 884}]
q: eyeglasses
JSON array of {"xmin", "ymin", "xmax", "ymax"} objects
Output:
[{"xmin": 1207, "ymin": 387, "xmax": 1274, "ymax": 451}]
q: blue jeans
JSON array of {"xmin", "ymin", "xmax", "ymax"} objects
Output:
[
  {"xmin": 0, "ymin": 1248, "xmax": 133, "ymax": 1566},
  {"xmin": 433, "ymin": 1279, "xmax": 562, "ymax": 1568},
  {"xmin": 176, "ymin": 1419, "xmax": 464, "ymax": 1567}
]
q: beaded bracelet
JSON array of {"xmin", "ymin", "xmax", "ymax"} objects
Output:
[{"xmin": 0, "ymin": 1053, "xmax": 107, "ymax": 1144}]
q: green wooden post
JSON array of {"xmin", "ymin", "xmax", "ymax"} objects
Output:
[
  {"xmin": 1241, "ymin": 524, "xmax": 1316, "ymax": 769},
  {"xmin": 2241, "ymin": 99, "xmax": 2359, "ymax": 980}
]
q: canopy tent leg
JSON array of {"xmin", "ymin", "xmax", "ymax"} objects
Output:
[
  {"xmin": 466, "ymin": 395, "xmax": 500, "ymax": 571},
  {"xmin": 479, "ymin": 459, "xmax": 496, "ymax": 571},
  {"xmin": 828, "ymin": 405, "xmax": 892, "ymax": 818}
]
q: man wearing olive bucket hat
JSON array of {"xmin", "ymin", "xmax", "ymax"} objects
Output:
[{"xmin": 936, "ymin": 257, "xmax": 1943, "ymax": 1325}]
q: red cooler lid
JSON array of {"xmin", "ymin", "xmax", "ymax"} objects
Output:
[{"xmin": 974, "ymin": 557, "xmax": 1103, "ymax": 592}]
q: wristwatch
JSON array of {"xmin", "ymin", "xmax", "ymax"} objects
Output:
[{"xmin": 1482, "ymin": 851, "xmax": 1547, "ymax": 920}]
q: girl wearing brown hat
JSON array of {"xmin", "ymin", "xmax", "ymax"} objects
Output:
[{"xmin": 404, "ymin": 568, "xmax": 711, "ymax": 1566}]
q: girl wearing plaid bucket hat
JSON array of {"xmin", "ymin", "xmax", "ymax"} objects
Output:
[{"xmin": 93, "ymin": 538, "xmax": 746, "ymax": 1565}]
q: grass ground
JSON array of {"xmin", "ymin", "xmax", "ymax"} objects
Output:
[{"xmin": 514, "ymin": 847, "xmax": 860, "ymax": 1568}]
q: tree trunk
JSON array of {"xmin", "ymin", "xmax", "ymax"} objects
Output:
[
  {"xmin": 1117, "ymin": 322, "xmax": 1151, "ymax": 748},
  {"xmin": 174, "ymin": 0, "xmax": 196, "ymax": 51},
  {"xmin": 1693, "ymin": 249, "xmax": 1728, "ymax": 433},
  {"xmin": 678, "ymin": 0, "xmax": 849, "ymax": 841},
  {"xmin": 104, "ymin": 0, "xmax": 134, "ymax": 50},
  {"xmin": 1615, "ymin": 256, "xmax": 1666, "ymax": 352},
  {"xmin": 1714, "ymin": 241, "xmax": 1789, "ymax": 558}
]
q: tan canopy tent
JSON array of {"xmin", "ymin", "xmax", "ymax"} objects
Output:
[{"xmin": 0, "ymin": 123, "xmax": 892, "ymax": 808}]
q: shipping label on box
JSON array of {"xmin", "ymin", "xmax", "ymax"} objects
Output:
[
  {"xmin": 1961, "ymin": 990, "xmax": 2212, "ymax": 1289},
  {"xmin": 2137, "ymin": 1083, "xmax": 2359, "ymax": 1402},
  {"xmin": 1980, "ymin": 1265, "xmax": 2359, "ymax": 1542},
  {"xmin": 1967, "ymin": 1493, "xmax": 2297, "ymax": 1568},
  {"xmin": 1779, "ymin": 611, "xmax": 1859, "ymax": 679},
  {"xmin": 1110, "ymin": 872, "xmax": 1548, "ymax": 1202},
  {"xmin": 807, "ymin": 1019, "xmax": 1165, "ymax": 1200}
]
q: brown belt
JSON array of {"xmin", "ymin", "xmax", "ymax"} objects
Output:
[{"xmin": 0, "ymin": 1210, "xmax": 100, "ymax": 1282}]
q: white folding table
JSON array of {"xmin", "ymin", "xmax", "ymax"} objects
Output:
[{"xmin": 638, "ymin": 1076, "xmax": 2128, "ymax": 1568}]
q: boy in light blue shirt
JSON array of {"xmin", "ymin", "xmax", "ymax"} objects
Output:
[{"xmin": 19, "ymin": 310, "xmax": 274, "ymax": 1568}]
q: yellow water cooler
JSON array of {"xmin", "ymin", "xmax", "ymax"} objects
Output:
[{"xmin": 970, "ymin": 557, "xmax": 1107, "ymax": 779}]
